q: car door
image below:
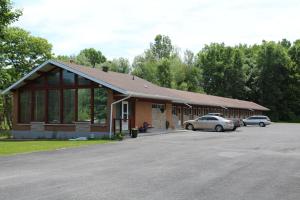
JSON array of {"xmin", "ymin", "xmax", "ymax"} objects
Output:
[
  {"xmin": 195, "ymin": 117, "xmax": 207, "ymax": 129},
  {"xmin": 206, "ymin": 117, "xmax": 219, "ymax": 129}
]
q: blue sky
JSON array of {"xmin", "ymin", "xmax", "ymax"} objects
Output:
[{"xmin": 13, "ymin": 0, "xmax": 300, "ymax": 61}]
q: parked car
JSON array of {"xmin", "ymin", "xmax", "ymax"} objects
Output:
[
  {"xmin": 184, "ymin": 115, "xmax": 235, "ymax": 132},
  {"xmin": 242, "ymin": 115, "xmax": 271, "ymax": 127},
  {"xmin": 207, "ymin": 113, "xmax": 241, "ymax": 129}
]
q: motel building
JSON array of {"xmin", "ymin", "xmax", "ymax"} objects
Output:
[{"xmin": 1, "ymin": 60, "xmax": 269, "ymax": 139}]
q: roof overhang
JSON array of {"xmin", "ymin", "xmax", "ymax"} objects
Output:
[{"xmin": 1, "ymin": 60, "xmax": 128, "ymax": 95}]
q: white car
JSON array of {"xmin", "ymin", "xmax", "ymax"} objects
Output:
[
  {"xmin": 242, "ymin": 115, "xmax": 271, "ymax": 127},
  {"xmin": 183, "ymin": 115, "xmax": 235, "ymax": 132}
]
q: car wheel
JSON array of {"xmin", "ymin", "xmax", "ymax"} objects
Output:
[
  {"xmin": 232, "ymin": 127, "xmax": 237, "ymax": 131},
  {"xmin": 243, "ymin": 122, "xmax": 247, "ymax": 126},
  {"xmin": 259, "ymin": 122, "xmax": 265, "ymax": 127},
  {"xmin": 215, "ymin": 125, "xmax": 224, "ymax": 132},
  {"xmin": 186, "ymin": 124, "xmax": 194, "ymax": 131}
]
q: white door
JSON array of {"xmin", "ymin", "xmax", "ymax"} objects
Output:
[{"xmin": 122, "ymin": 101, "xmax": 129, "ymax": 131}]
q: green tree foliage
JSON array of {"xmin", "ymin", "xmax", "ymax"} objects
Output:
[
  {"xmin": 157, "ymin": 58, "xmax": 172, "ymax": 87},
  {"xmin": 0, "ymin": 27, "xmax": 52, "ymax": 81},
  {"xmin": 0, "ymin": 0, "xmax": 22, "ymax": 38},
  {"xmin": 150, "ymin": 34, "xmax": 173, "ymax": 59},
  {"xmin": 77, "ymin": 48, "xmax": 106, "ymax": 67},
  {"xmin": 256, "ymin": 41, "xmax": 293, "ymax": 121},
  {"xmin": 104, "ymin": 57, "xmax": 130, "ymax": 73}
]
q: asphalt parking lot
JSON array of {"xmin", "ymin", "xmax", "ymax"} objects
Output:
[{"xmin": 0, "ymin": 123, "xmax": 300, "ymax": 200}]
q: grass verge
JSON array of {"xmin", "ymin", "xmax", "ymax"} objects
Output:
[{"xmin": 0, "ymin": 140, "xmax": 112, "ymax": 156}]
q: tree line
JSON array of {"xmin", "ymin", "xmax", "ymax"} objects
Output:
[{"xmin": 1, "ymin": 0, "xmax": 300, "ymax": 130}]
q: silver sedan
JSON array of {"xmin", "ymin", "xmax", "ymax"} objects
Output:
[{"xmin": 183, "ymin": 115, "xmax": 235, "ymax": 132}]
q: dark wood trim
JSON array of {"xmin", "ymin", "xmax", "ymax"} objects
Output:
[
  {"xmin": 74, "ymin": 74, "xmax": 78, "ymax": 121},
  {"xmin": 90, "ymin": 88, "xmax": 94, "ymax": 124},
  {"xmin": 59, "ymin": 69, "xmax": 64, "ymax": 123},
  {"xmin": 31, "ymin": 90, "xmax": 35, "ymax": 121},
  {"xmin": 17, "ymin": 90, "xmax": 21, "ymax": 123},
  {"xmin": 45, "ymin": 75, "xmax": 48, "ymax": 123}
]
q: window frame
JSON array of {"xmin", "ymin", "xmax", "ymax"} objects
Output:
[{"xmin": 17, "ymin": 67, "xmax": 107, "ymax": 124}]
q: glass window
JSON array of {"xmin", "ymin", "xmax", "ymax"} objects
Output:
[
  {"xmin": 63, "ymin": 70, "xmax": 75, "ymax": 85},
  {"xmin": 34, "ymin": 90, "xmax": 45, "ymax": 121},
  {"xmin": 78, "ymin": 76, "xmax": 90, "ymax": 85},
  {"xmin": 78, "ymin": 89, "xmax": 91, "ymax": 122},
  {"xmin": 48, "ymin": 90, "xmax": 60, "ymax": 123},
  {"xmin": 63, "ymin": 89, "xmax": 75, "ymax": 123},
  {"xmin": 94, "ymin": 88, "xmax": 107, "ymax": 124},
  {"xmin": 48, "ymin": 69, "xmax": 60, "ymax": 86},
  {"xmin": 33, "ymin": 76, "xmax": 44, "ymax": 87},
  {"xmin": 19, "ymin": 90, "xmax": 31, "ymax": 123}
]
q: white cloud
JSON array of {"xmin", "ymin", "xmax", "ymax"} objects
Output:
[{"xmin": 13, "ymin": 0, "xmax": 300, "ymax": 62}]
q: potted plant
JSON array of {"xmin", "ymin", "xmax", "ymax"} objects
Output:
[
  {"xmin": 131, "ymin": 128, "xmax": 138, "ymax": 138},
  {"xmin": 166, "ymin": 120, "xmax": 170, "ymax": 130}
]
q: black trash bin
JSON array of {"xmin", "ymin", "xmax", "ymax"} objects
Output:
[{"xmin": 131, "ymin": 128, "xmax": 138, "ymax": 138}]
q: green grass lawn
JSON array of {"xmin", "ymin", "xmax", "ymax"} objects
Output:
[{"xmin": 0, "ymin": 140, "xmax": 112, "ymax": 156}]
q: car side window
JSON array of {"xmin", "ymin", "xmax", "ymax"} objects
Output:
[
  {"xmin": 207, "ymin": 117, "xmax": 218, "ymax": 121},
  {"xmin": 199, "ymin": 117, "xmax": 207, "ymax": 120}
]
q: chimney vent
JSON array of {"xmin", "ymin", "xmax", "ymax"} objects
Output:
[{"xmin": 102, "ymin": 66, "xmax": 109, "ymax": 72}]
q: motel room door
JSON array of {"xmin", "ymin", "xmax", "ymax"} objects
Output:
[{"xmin": 122, "ymin": 101, "xmax": 129, "ymax": 131}]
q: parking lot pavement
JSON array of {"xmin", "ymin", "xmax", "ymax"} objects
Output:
[{"xmin": 1, "ymin": 123, "xmax": 300, "ymax": 200}]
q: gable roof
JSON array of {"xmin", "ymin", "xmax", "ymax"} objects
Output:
[{"xmin": 1, "ymin": 60, "xmax": 269, "ymax": 111}]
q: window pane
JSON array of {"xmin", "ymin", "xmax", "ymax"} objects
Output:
[
  {"xmin": 78, "ymin": 89, "xmax": 91, "ymax": 122},
  {"xmin": 33, "ymin": 76, "xmax": 44, "ymax": 87},
  {"xmin": 63, "ymin": 70, "xmax": 75, "ymax": 85},
  {"xmin": 34, "ymin": 90, "xmax": 45, "ymax": 121},
  {"xmin": 94, "ymin": 88, "xmax": 107, "ymax": 124},
  {"xmin": 19, "ymin": 90, "xmax": 31, "ymax": 123},
  {"xmin": 78, "ymin": 76, "xmax": 90, "ymax": 85},
  {"xmin": 63, "ymin": 89, "xmax": 75, "ymax": 123},
  {"xmin": 48, "ymin": 90, "xmax": 60, "ymax": 123},
  {"xmin": 48, "ymin": 69, "xmax": 60, "ymax": 86}
]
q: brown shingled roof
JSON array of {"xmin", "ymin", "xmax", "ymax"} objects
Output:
[
  {"xmin": 2, "ymin": 60, "xmax": 269, "ymax": 111},
  {"xmin": 57, "ymin": 60, "xmax": 268, "ymax": 111}
]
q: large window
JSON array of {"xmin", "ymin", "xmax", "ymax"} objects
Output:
[
  {"xmin": 19, "ymin": 90, "xmax": 31, "ymax": 123},
  {"xmin": 18, "ymin": 68, "xmax": 108, "ymax": 124},
  {"xmin": 48, "ymin": 69, "xmax": 60, "ymax": 86},
  {"xmin": 94, "ymin": 88, "xmax": 107, "ymax": 124},
  {"xmin": 34, "ymin": 90, "xmax": 45, "ymax": 121},
  {"xmin": 63, "ymin": 89, "xmax": 75, "ymax": 123},
  {"xmin": 78, "ymin": 89, "xmax": 91, "ymax": 122},
  {"xmin": 48, "ymin": 90, "xmax": 60, "ymax": 123},
  {"xmin": 63, "ymin": 70, "xmax": 75, "ymax": 85}
]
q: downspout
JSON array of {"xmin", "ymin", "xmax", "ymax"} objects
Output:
[{"xmin": 109, "ymin": 95, "xmax": 132, "ymax": 139}]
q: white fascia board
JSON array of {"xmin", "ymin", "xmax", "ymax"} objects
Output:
[{"xmin": 1, "ymin": 60, "xmax": 128, "ymax": 95}]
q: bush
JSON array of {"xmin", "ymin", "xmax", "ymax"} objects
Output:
[{"xmin": 113, "ymin": 132, "xmax": 124, "ymax": 140}]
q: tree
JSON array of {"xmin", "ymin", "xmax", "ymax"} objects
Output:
[
  {"xmin": 0, "ymin": 27, "xmax": 52, "ymax": 81},
  {"xmin": 150, "ymin": 34, "xmax": 173, "ymax": 60},
  {"xmin": 77, "ymin": 48, "xmax": 106, "ymax": 67},
  {"xmin": 0, "ymin": 0, "xmax": 22, "ymax": 38},
  {"xmin": 256, "ymin": 41, "xmax": 293, "ymax": 121},
  {"xmin": 105, "ymin": 57, "xmax": 130, "ymax": 73},
  {"xmin": 157, "ymin": 58, "xmax": 171, "ymax": 87}
]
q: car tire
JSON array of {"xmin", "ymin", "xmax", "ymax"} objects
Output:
[
  {"xmin": 243, "ymin": 122, "xmax": 247, "ymax": 126},
  {"xmin": 186, "ymin": 124, "xmax": 194, "ymax": 131},
  {"xmin": 215, "ymin": 125, "xmax": 224, "ymax": 132},
  {"xmin": 259, "ymin": 122, "xmax": 265, "ymax": 127},
  {"xmin": 232, "ymin": 127, "xmax": 237, "ymax": 131}
]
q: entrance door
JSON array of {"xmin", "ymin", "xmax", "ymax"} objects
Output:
[{"xmin": 122, "ymin": 101, "xmax": 129, "ymax": 131}]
